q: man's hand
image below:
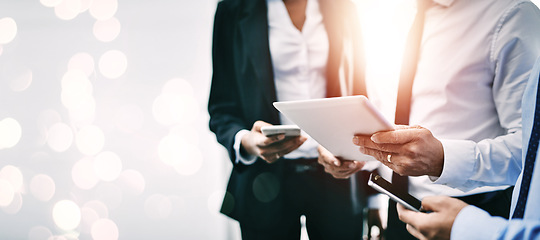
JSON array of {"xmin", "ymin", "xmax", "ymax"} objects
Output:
[
  {"xmin": 241, "ymin": 121, "xmax": 307, "ymax": 164},
  {"xmin": 317, "ymin": 145, "xmax": 364, "ymax": 179},
  {"xmin": 397, "ymin": 196, "xmax": 469, "ymax": 240},
  {"xmin": 352, "ymin": 125, "xmax": 444, "ymax": 177}
]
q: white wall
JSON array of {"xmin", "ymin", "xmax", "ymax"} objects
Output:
[{"xmin": 0, "ymin": 1, "xmax": 240, "ymax": 239}]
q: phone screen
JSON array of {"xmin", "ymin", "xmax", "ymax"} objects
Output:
[{"xmin": 368, "ymin": 173, "xmax": 423, "ymax": 212}]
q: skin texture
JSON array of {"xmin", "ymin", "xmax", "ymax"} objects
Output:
[
  {"xmin": 241, "ymin": 121, "xmax": 307, "ymax": 164},
  {"xmin": 353, "ymin": 125, "xmax": 445, "ymax": 177},
  {"xmin": 283, "ymin": 0, "xmax": 308, "ymax": 31},
  {"xmin": 397, "ymin": 196, "xmax": 469, "ymax": 240}
]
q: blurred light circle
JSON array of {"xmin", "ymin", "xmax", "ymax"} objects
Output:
[
  {"xmin": 170, "ymin": 126, "xmax": 200, "ymax": 145},
  {"xmin": 80, "ymin": 207, "xmax": 100, "ymax": 234},
  {"xmin": 144, "ymin": 194, "xmax": 172, "ymax": 219},
  {"xmin": 75, "ymin": 125, "xmax": 105, "ymax": 156},
  {"xmin": 40, "ymin": 0, "xmax": 62, "ymax": 7},
  {"xmin": 91, "ymin": 218, "xmax": 119, "ymax": 240},
  {"xmin": 52, "ymin": 200, "xmax": 81, "ymax": 230},
  {"xmin": 61, "ymin": 69, "xmax": 93, "ymax": 110},
  {"xmin": 0, "ymin": 17, "xmax": 17, "ymax": 45},
  {"xmin": 47, "ymin": 122, "xmax": 73, "ymax": 152},
  {"xmin": 83, "ymin": 200, "xmax": 109, "ymax": 219},
  {"xmin": 0, "ymin": 179, "xmax": 14, "ymax": 207},
  {"xmin": 68, "ymin": 52, "xmax": 95, "ymax": 77},
  {"xmin": 69, "ymin": 97, "xmax": 96, "ymax": 124},
  {"xmin": 98, "ymin": 50, "xmax": 127, "ymax": 79},
  {"xmin": 252, "ymin": 172, "xmax": 280, "ymax": 203},
  {"xmin": 94, "ymin": 151, "xmax": 122, "ymax": 182},
  {"xmin": 30, "ymin": 174, "xmax": 56, "ymax": 202},
  {"xmin": 118, "ymin": 169, "xmax": 145, "ymax": 196},
  {"xmin": 113, "ymin": 104, "xmax": 144, "ymax": 133},
  {"xmin": 28, "ymin": 226, "xmax": 53, "ymax": 240},
  {"xmin": 152, "ymin": 94, "xmax": 200, "ymax": 126},
  {"xmin": 0, "ymin": 118, "xmax": 22, "ymax": 149},
  {"xmin": 9, "ymin": 68, "xmax": 33, "ymax": 92},
  {"xmin": 157, "ymin": 134, "xmax": 203, "ymax": 175},
  {"xmin": 1, "ymin": 192, "xmax": 22, "ymax": 214},
  {"xmin": 72, "ymin": 157, "xmax": 99, "ymax": 190},
  {"xmin": 93, "ymin": 17, "xmax": 121, "ymax": 42},
  {"xmin": 0, "ymin": 165, "xmax": 24, "ymax": 192},
  {"xmin": 89, "ymin": 0, "xmax": 118, "ymax": 20},
  {"xmin": 54, "ymin": 0, "xmax": 82, "ymax": 21},
  {"xmin": 157, "ymin": 134, "xmax": 185, "ymax": 166},
  {"xmin": 173, "ymin": 144, "xmax": 203, "ymax": 176},
  {"xmin": 162, "ymin": 78, "xmax": 194, "ymax": 96},
  {"xmin": 79, "ymin": 0, "xmax": 93, "ymax": 12},
  {"xmin": 170, "ymin": 95, "xmax": 200, "ymax": 124}
]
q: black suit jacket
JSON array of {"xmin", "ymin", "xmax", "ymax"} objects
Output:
[{"xmin": 208, "ymin": 0, "xmax": 367, "ymax": 229}]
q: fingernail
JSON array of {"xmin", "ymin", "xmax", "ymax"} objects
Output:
[
  {"xmin": 277, "ymin": 134, "xmax": 285, "ymax": 140},
  {"xmin": 334, "ymin": 161, "xmax": 340, "ymax": 166},
  {"xmin": 358, "ymin": 146, "xmax": 365, "ymax": 153},
  {"xmin": 349, "ymin": 162, "xmax": 356, "ymax": 169},
  {"xmin": 371, "ymin": 135, "xmax": 379, "ymax": 143},
  {"xmin": 352, "ymin": 136, "xmax": 359, "ymax": 145}
]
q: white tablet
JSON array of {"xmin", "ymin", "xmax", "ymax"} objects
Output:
[{"xmin": 273, "ymin": 95, "xmax": 394, "ymax": 161}]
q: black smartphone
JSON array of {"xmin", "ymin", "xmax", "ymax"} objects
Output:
[{"xmin": 368, "ymin": 173, "xmax": 423, "ymax": 212}]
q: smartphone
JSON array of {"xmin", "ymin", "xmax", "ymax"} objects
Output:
[
  {"xmin": 261, "ymin": 125, "xmax": 301, "ymax": 137},
  {"xmin": 368, "ymin": 173, "xmax": 423, "ymax": 212}
]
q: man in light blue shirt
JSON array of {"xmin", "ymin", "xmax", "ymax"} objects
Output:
[{"xmin": 396, "ymin": 57, "xmax": 540, "ymax": 240}]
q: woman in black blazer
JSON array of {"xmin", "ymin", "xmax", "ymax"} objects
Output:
[{"xmin": 208, "ymin": 0, "xmax": 375, "ymax": 239}]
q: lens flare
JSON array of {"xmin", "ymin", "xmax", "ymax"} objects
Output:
[
  {"xmin": 52, "ymin": 200, "xmax": 81, "ymax": 230},
  {"xmin": 0, "ymin": 17, "xmax": 17, "ymax": 45},
  {"xmin": 0, "ymin": 118, "xmax": 22, "ymax": 149}
]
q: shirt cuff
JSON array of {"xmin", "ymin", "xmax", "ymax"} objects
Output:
[
  {"xmin": 234, "ymin": 129, "xmax": 257, "ymax": 165},
  {"xmin": 367, "ymin": 194, "xmax": 386, "ymax": 209},
  {"xmin": 432, "ymin": 139, "xmax": 476, "ymax": 188},
  {"xmin": 451, "ymin": 205, "xmax": 507, "ymax": 240}
]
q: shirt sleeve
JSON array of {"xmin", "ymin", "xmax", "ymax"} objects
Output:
[
  {"xmin": 233, "ymin": 129, "xmax": 258, "ymax": 165},
  {"xmin": 433, "ymin": 2, "xmax": 540, "ymax": 191},
  {"xmin": 452, "ymin": 205, "xmax": 540, "ymax": 240}
]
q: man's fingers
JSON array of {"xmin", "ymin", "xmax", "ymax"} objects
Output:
[
  {"xmin": 252, "ymin": 120, "xmax": 272, "ymax": 132},
  {"xmin": 370, "ymin": 127, "xmax": 423, "ymax": 144},
  {"xmin": 406, "ymin": 224, "xmax": 427, "ymax": 240},
  {"xmin": 354, "ymin": 135, "xmax": 402, "ymax": 153},
  {"xmin": 397, "ymin": 203, "xmax": 424, "ymax": 229}
]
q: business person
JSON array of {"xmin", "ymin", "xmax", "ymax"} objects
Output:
[
  {"xmin": 208, "ymin": 0, "xmax": 374, "ymax": 239},
  {"xmin": 319, "ymin": 0, "xmax": 540, "ymax": 239},
  {"xmin": 396, "ymin": 57, "xmax": 540, "ymax": 240}
]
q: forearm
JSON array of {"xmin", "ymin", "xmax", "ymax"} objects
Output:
[{"xmin": 452, "ymin": 206, "xmax": 540, "ymax": 240}]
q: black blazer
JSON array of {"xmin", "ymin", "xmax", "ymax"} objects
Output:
[{"xmin": 208, "ymin": 0, "xmax": 367, "ymax": 229}]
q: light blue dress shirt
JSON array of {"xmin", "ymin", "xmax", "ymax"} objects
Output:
[{"xmin": 450, "ymin": 57, "xmax": 540, "ymax": 239}]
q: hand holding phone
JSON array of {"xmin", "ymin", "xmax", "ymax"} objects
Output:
[
  {"xmin": 261, "ymin": 125, "xmax": 301, "ymax": 137},
  {"xmin": 368, "ymin": 173, "xmax": 423, "ymax": 212}
]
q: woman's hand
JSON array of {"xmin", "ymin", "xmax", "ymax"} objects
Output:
[{"xmin": 241, "ymin": 121, "xmax": 307, "ymax": 163}]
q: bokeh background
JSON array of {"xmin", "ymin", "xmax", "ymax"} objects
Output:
[{"xmin": 0, "ymin": 0, "xmax": 539, "ymax": 239}]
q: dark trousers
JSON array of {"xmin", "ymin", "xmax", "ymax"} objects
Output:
[
  {"xmin": 240, "ymin": 159, "xmax": 364, "ymax": 240},
  {"xmin": 385, "ymin": 186, "xmax": 514, "ymax": 240}
]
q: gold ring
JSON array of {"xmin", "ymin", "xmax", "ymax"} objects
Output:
[{"xmin": 387, "ymin": 154, "xmax": 392, "ymax": 163}]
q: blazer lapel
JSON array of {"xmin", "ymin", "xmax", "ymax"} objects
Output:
[{"xmin": 238, "ymin": 0, "xmax": 277, "ymax": 106}]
